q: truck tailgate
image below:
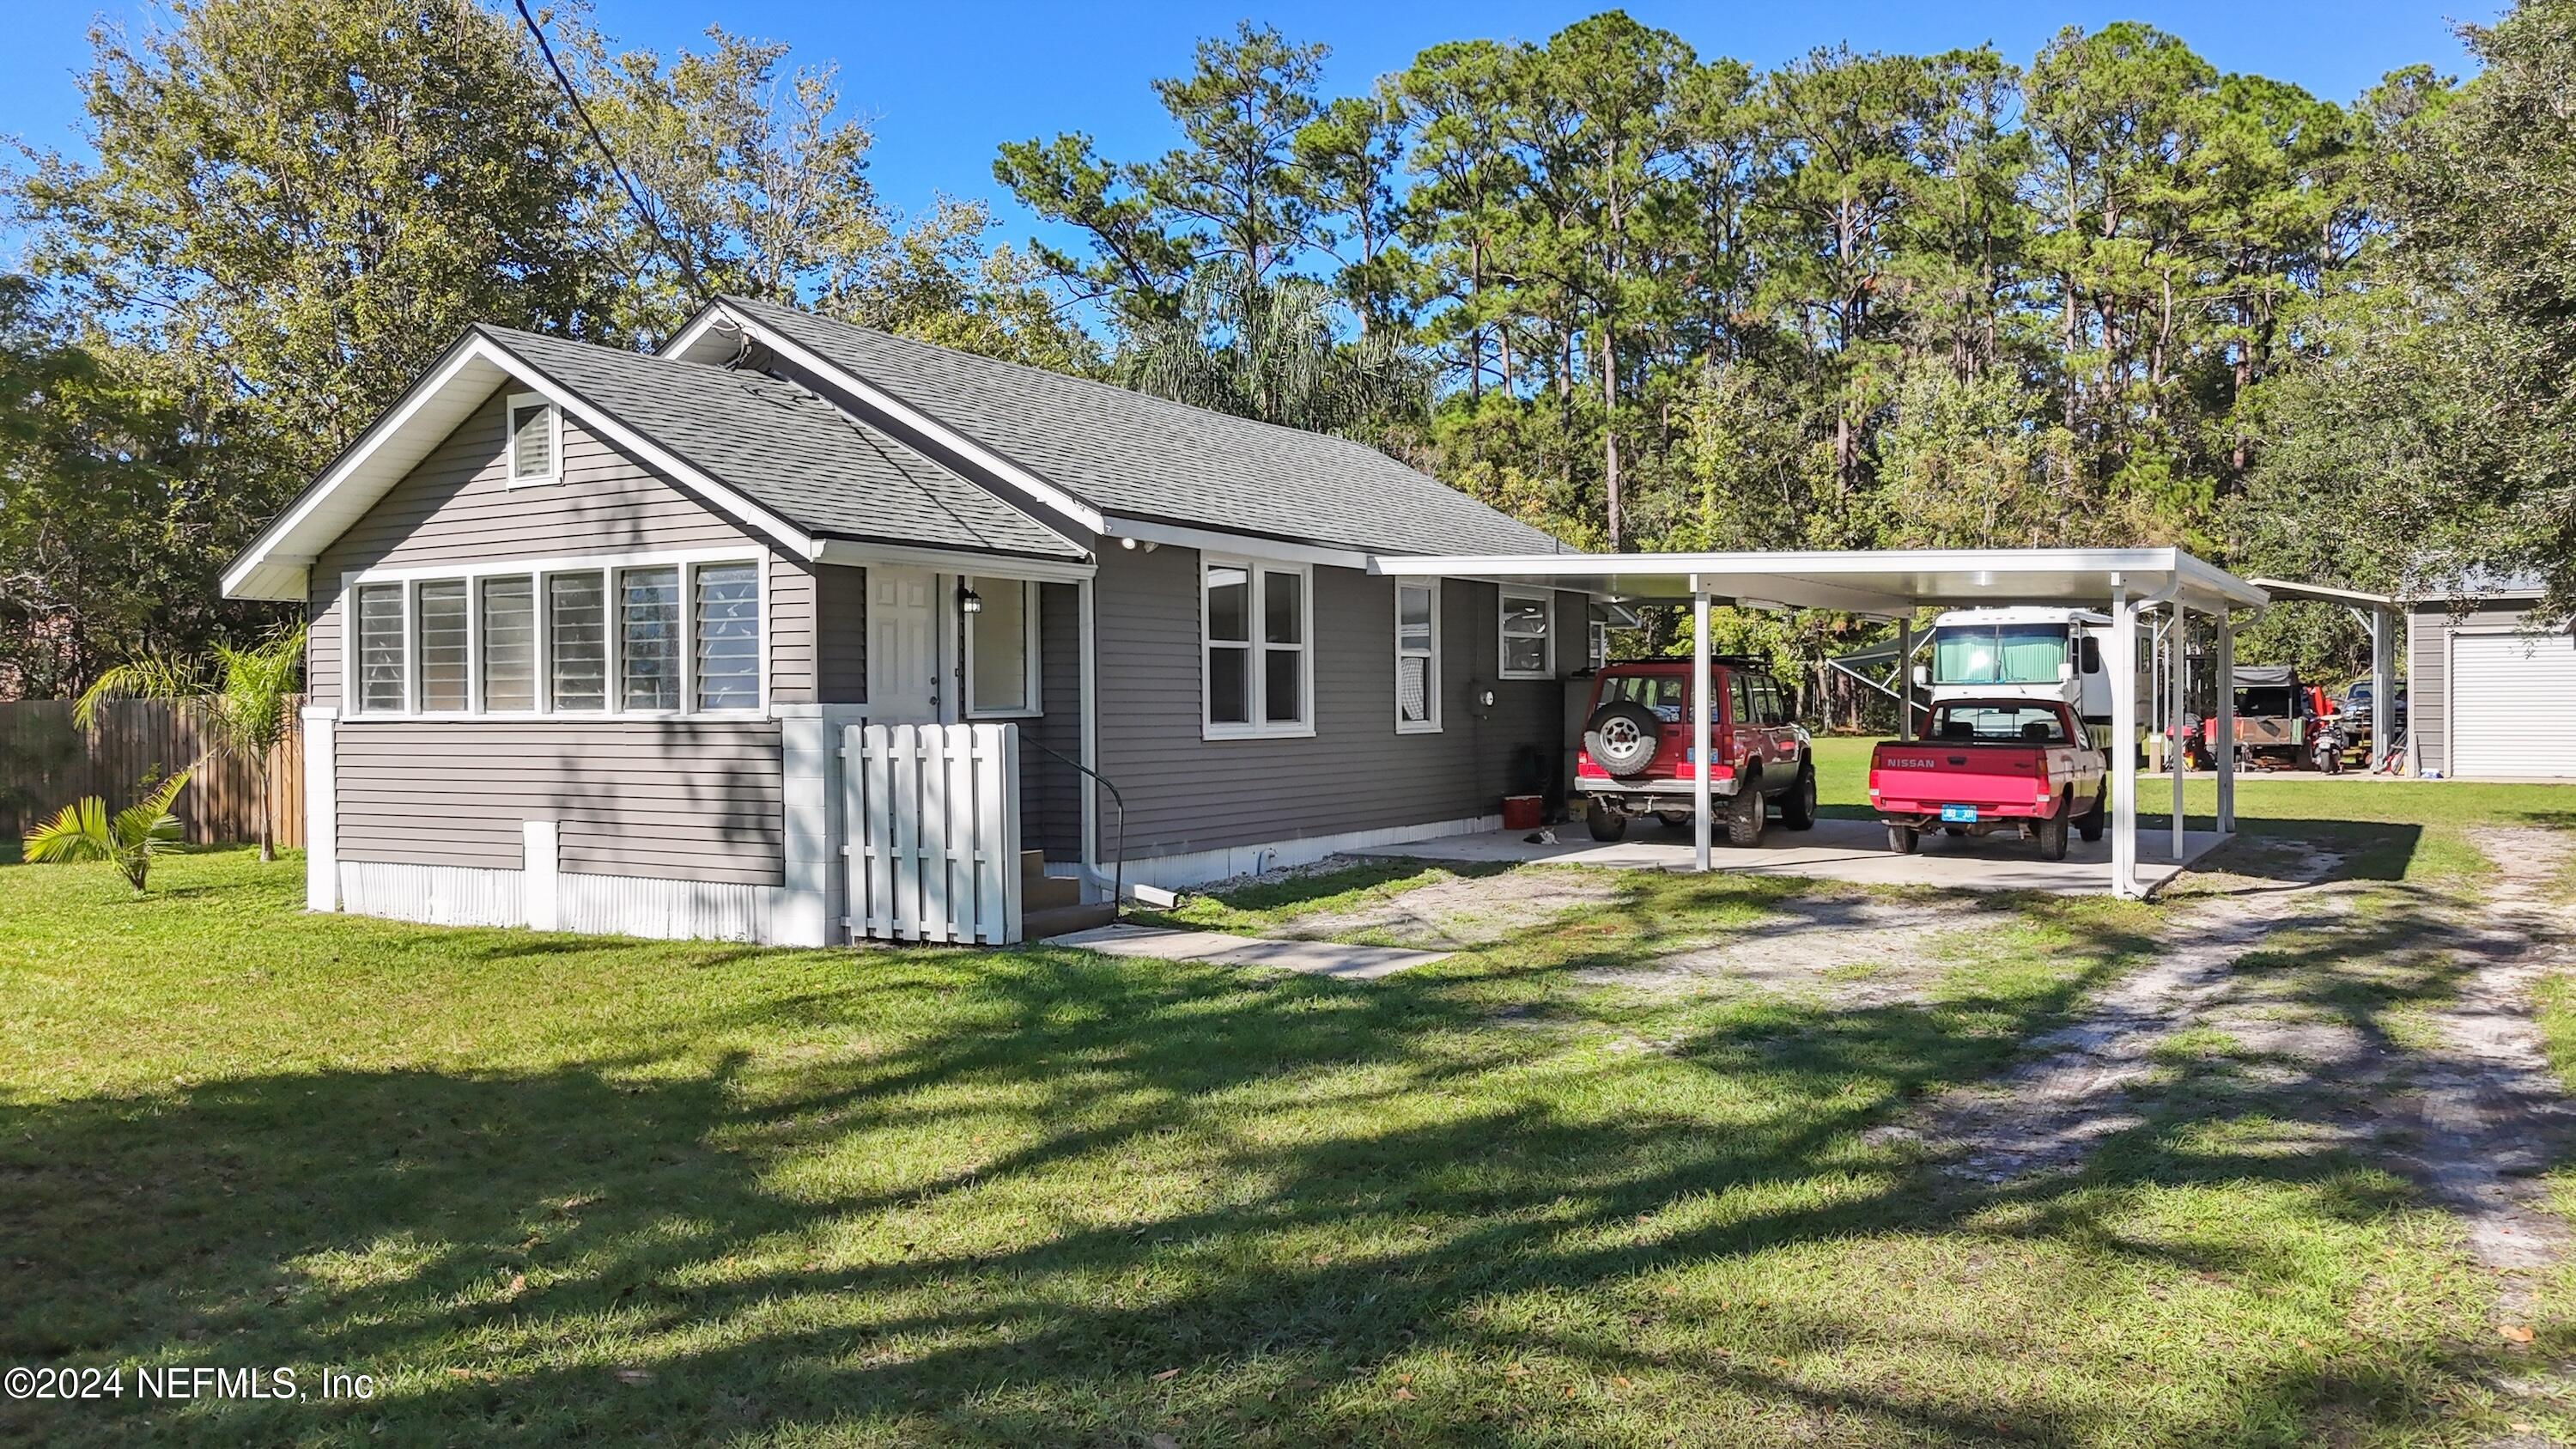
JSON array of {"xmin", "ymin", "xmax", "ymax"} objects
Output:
[{"xmin": 1869, "ymin": 743, "xmax": 2054, "ymax": 809}]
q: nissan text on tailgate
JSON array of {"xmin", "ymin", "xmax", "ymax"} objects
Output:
[{"xmin": 1869, "ymin": 699, "xmax": 2107, "ymax": 860}]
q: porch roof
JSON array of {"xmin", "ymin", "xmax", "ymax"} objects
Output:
[{"xmin": 1373, "ymin": 547, "xmax": 2269, "ymax": 617}]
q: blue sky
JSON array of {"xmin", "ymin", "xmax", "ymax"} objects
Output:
[{"xmin": 0, "ymin": 0, "xmax": 2496, "ymax": 268}]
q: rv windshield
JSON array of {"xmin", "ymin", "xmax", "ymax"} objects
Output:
[{"xmin": 1933, "ymin": 624, "xmax": 2069, "ymax": 685}]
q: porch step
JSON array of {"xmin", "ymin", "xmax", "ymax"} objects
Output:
[
  {"xmin": 1026, "ymin": 901, "xmax": 1119, "ymax": 941},
  {"xmin": 1024, "ymin": 872, "xmax": 1084, "ymax": 911}
]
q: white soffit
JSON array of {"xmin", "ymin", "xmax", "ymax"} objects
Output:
[{"xmin": 1370, "ymin": 548, "xmax": 2269, "ymax": 617}]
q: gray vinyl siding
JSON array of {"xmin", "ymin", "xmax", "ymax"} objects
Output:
[
  {"xmin": 1093, "ymin": 545, "xmax": 1571, "ymax": 861},
  {"xmin": 2409, "ymin": 598, "xmax": 2542, "ymax": 776},
  {"xmin": 305, "ymin": 386, "xmax": 805, "ymax": 703},
  {"xmin": 334, "ymin": 721, "xmax": 784, "ymax": 884},
  {"xmin": 307, "ymin": 383, "xmax": 789, "ymax": 886},
  {"xmin": 1013, "ymin": 581, "xmax": 1084, "ymax": 861}
]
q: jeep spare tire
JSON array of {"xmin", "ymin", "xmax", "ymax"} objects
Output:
[{"xmin": 1583, "ymin": 700, "xmax": 1663, "ymax": 778}]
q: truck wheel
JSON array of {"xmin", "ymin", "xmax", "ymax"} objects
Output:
[
  {"xmin": 1726, "ymin": 783, "xmax": 1765, "ymax": 847},
  {"xmin": 1886, "ymin": 824, "xmax": 1920, "ymax": 855},
  {"xmin": 2038, "ymin": 805, "xmax": 2071, "ymax": 861},
  {"xmin": 1584, "ymin": 800, "xmax": 1629, "ymax": 843},
  {"xmin": 2076, "ymin": 788, "xmax": 2106, "ymax": 843},
  {"xmin": 1780, "ymin": 764, "xmax": 1818, "ymax": 831}
]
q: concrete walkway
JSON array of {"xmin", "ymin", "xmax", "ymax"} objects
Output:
[
  {"xmin": 1045, "ymin": 923, "xmax": 1447, "ymax": 979},
  {"xmin": 1365, "ymin": 815, "xmax": 2227, "ymax": 896}
]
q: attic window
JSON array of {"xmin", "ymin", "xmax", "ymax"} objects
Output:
[{"xmin": 507, "ymin": 392, "xmax": 559, "ymax": 485}]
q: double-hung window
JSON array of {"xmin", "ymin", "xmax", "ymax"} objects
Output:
[
  {"xmin": 506, "ymin": 393, "xmax": 561, "ymax": 486},
  {"xmin": 1499, "ymin": 589, "xmax": 1554, "ymax": 679},
  {"xmin": 343, "ymin": 554, "xmax": 760, "ymax": 717},
  {"xmin": 1204, "ymin": 557, "xmax": 1311, "ymax": 738},
  {"xmin": 1394, "ymin": 581, "xmax": 1440, "ymax": 734},
  {"xmin": 966, "ymin": 577, "xmax": 1042, "ymax": 718}
]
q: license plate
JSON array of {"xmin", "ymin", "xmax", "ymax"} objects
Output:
[{"xmin": 1941, "ymin": 804, "xmax": 1979, "ymax": 824}]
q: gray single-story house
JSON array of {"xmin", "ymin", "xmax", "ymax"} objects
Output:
[
  {"xmin": 222, "ymin": 295, "xmax": 1590, "ymax": 943},
  {"xmin": 2406, "ymin": 575, "xmax": 2576, "ymax": 780}
]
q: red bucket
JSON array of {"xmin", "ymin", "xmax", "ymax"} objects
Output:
[{"xmin": 1500, "ymin": 795, "xmax": 1544, "ymax": 831}]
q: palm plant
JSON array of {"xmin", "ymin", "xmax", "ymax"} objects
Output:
[
  {"xmin": 23, "ymin": 771, "xmax": 191, "ymax": 893},
  {"xmin": 1117, "ymin": 264, "xmax": 1429, "ymax": 435},
  {"xmin": 75, "ymin": 624, "xmax": 306, "ymax": 861}
]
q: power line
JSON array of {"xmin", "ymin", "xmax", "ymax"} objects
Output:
[{"xmin": 510, "ymin": 0, "xmax": 712, "ymax": 301}]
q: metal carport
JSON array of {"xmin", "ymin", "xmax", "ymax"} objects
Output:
[{"xmin": 1371, "ymin": 548, "xmax": 2271, "ymax": 898}]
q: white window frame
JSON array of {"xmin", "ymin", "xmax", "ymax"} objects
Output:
[
  {"xmin": 1499, "ymin": 588, "xmax": 1556, "ymax": 680},
  {"xmin": 1200, "ymin": 555, "xmax": 1315, "ymax": 741},
  {"xmin": 337, "ymin": 546, "xmax": 766, "ymax": 721},
  {"xmin": 349, "ymin": 579, "xmax": 411, "ymax": 717},
  {"xmin": 963, "ymin": 576, "xmax": 1044, "ymax": 720},
  {"xmin": 504, "ymin": 391, "xmax": 562, "ymax": 489},
  {"xmin": 1394, "ymin": 580, "xmax": 1442, "ymax": 734}
]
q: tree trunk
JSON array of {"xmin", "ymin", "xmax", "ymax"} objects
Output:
[
  {"xmin": 256, "ymin": 758, "xmax": 275, "ymax": 863},
  {"xmin": 1602, "ymin": 324, "xmax": 1622, "ymax": 550}
]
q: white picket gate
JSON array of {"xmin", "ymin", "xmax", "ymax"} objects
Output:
[{"xmin": 841, "ymin": 722, "xmax": 1024, "ymax": 945}]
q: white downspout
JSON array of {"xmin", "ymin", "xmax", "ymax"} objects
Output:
[{"xmin": 1692, "ymin": 584, "xmax": 1713, "ymax": 874}]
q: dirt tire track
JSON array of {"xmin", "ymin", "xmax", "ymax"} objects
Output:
[{"xmin": 1911, "ymin": 847, "xmax": 2348, "ymax": 1182}]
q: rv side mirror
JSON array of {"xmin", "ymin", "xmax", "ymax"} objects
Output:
[
  {"xmin": 2057, "ymin": 661, "xmax": 2075, "ymax": 682},
  {"xmin": 1911, "ymin": 665, "xmax": 1929, "ymax": 687}
]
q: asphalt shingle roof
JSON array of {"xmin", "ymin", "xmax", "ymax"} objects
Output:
[
  {"xmin": 719, "ymin": 295, "xmax": 1572, "ymax": 558},
  {"xmin": 480, "ymin": 326, "xmax": 1084, "ymax": 561}
]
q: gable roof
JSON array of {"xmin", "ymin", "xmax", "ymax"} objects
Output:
[
  {"xmin": 477, "ymin": 329, "xmax": 1081, "ymax": 562},
  {"xmin": 706, "ymin": 294, "xmax": 1572, "ymax": 559},
  {"xmin": 222, "ymin": 327, "xmax": 1084, "ymax": 600}
]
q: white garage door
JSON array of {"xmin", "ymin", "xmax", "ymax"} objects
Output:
[{"xmin": 2453, "ymin": 630, "xmax": 2576, "ymax": 778}]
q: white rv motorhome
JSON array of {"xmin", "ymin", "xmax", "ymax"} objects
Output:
[{"xmin": 1913, "ymin": 607, "xmax": 2143, "ymax": 745}]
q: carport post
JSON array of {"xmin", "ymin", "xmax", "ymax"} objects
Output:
[
  {"xmin": 2110, "ymin": 582, "xmax": 2140, "ymax": 898},
  {"xmin": 1895, "ymin": 615, "xmax": 1914, "ymax": 741},
  {"xmin": 2216, "ymin": 612, "xmax": 2237, "ymax": 832},
  {"xmin": 2170, "ymin": 603, "xmax": 2188, "ymax": 861},
  {"xmin": 2370, "ymin": 605, "xmax": 2393, "ymax": 769},
  {"xmin": 1692, "ymin": 584, "xmax": 1713, "ymax": 874}
]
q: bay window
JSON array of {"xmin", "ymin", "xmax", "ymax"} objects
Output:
[
  {"xmin": 1203, "ymin": 557, "xmax": 1311, "ymax": 739},
  {"xmin": 1395, "ymin": 581, "xmax": 1440, "ymax": 734},
  {"xmin": 340, "ymin": 553, "xmax": 761, "ymax": 718},
  {"xmin": 1499, "ymin": 589, "xmax": 1554, "ymax": 679}
]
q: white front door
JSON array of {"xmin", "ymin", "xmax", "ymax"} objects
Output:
[{"xmin": 868, "ymin": 566, "xmax": 945, "ymax": 722}]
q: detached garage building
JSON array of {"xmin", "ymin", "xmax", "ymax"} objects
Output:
[{"xmin": 2410, "ymin": 576, "xmax": 2576, "ymax": 780}]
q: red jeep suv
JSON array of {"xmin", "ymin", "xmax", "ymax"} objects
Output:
[{"xmin": 1574, "ymin": 658, "xmax": 1818, "ymax": 844}]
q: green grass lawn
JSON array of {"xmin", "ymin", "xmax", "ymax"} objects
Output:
[{"xmin": 5, "ymin": 775, "xmax": 2576, "ymax": 1445}]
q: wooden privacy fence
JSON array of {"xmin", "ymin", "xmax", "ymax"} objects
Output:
[
  {"xmin": 844, "ymin": 722, "xmax": 1022, "ymax": 945},
  {"xmin": 0, "ymin": 697, "xmax": 305, "ymax": 848}
]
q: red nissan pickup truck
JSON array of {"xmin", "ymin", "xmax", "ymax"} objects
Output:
[{"xmin": 1869, "ymin": 698, "xmax": 2107, "ymax": 860}]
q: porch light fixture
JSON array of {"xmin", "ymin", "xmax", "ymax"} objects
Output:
[{"xmin": 958, "ymin": 584, "xmax": 984, "ymax": 615}]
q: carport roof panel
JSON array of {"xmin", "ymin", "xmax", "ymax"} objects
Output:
[{"xmin": 1374, "ymin": 547, "xmax": 2267, "ymax": 615}]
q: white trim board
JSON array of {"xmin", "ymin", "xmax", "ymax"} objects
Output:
[{"xmin": 337, "ymin": 858, "xmax": 781, "ymax": 943}]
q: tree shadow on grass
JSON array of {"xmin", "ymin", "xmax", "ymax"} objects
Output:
[{"xmin": 0, "ymin": 859, "xmax": 2530, "ymax": 1446}]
